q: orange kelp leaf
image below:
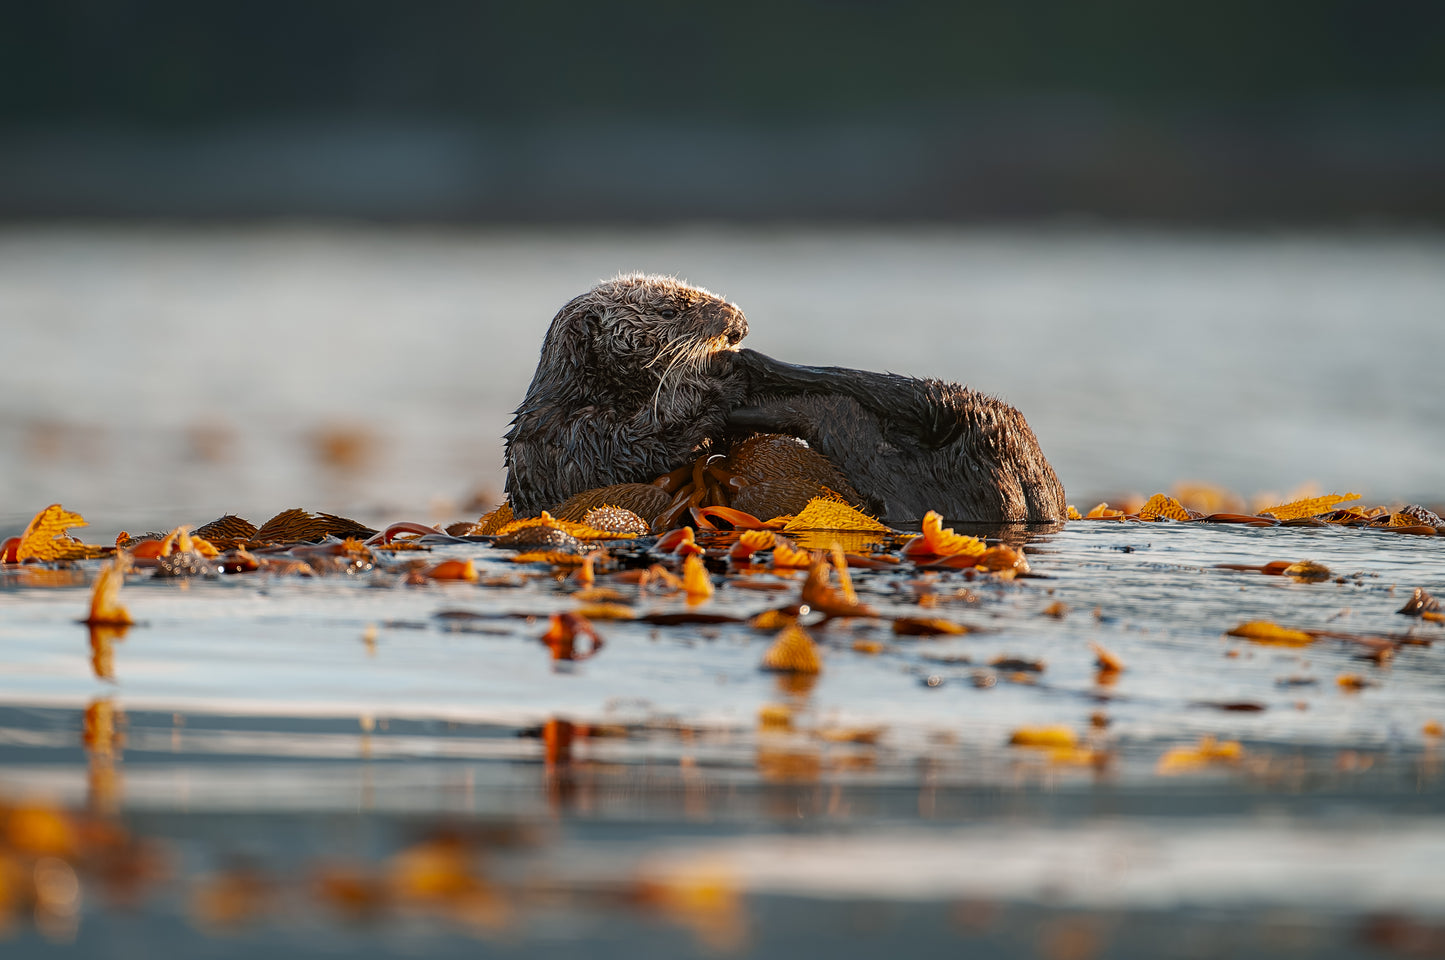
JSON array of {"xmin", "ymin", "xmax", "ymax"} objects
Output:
[
  {"xmin": 692, "ymin": 506, "xmax": 772, "ymax": 531},
  {"xmin": 682, "ymin": 554, "xmax": 714, "ymax": 604},
  {"xmin": 901, "ymin": 511, "xmax": 987, "ymax": 559},
  {"xmin": 473, "ymin": 502, "xmax": 514, "ymax": 536},
  {"xmin": 640, "ymin": 564, "xmax": 684, "ymax": 592},
  {"xmin": 801, "ymin": 559, "xmax": 876, "ymax": 618},
  {"xmin": 6, "ymin": 802, "xmax": 78, "ymax": 857},
  {"xmin": 749, "ymin": 609, "xmax": 797, "ymax": 631},
  {"xmin": 1226, "ymin": 621, "xmax": 1316, "ymax": 646},
  {"xmin": 782, "ymin": 498, "xmax": 889, "ymax": 534},
  {"xmin": 771, "ymin": 540, "xmax": 816, "ymax": 569},
  {"xmin": 540, "ymin": 612, "xmax": 604, "ymax": 661},
  {"xmin": 830, "ymin": 544, "xmax": 858, "ymax": 605},
  {"xmin": 1256, "ymin": 492, "xmax": 1360, "ymax": 521},
  {"xmin": 1137, "ymin": 493, "xmax": 1191, "ymax": 522},
  {"xmin": 1066, "ymin": 505, "xmax": 1083, "ymax": 521},
  {"xmin": 511, "ymin": 550, "xmax": 589, "ymax": 566},
  {"xmin": 573, "ymin": 603, "xmax": 636, "ymax": 621},
  {"xmin": 85, "ymin": 557, "xmax": 134, "ymax": 626},
  {"xmin": 573, "ymin": 553, "xmax": 597, "ymax": 589},
  {"xmin": 1085, "ymin": 503, "xmax": 1125, "ymax": 519},
  {"xmin": 157, "ymin": 526, "xmax": 220, "ymax": 558},
  {"xmin": 1091, "ymin": 641, "xmax": 1124, "ymax": 673},
  {"xmin": 729, "ymin": 529, "xmax": 776, "ymax": 562},
  {"xmin": 974, "ymin": 545, "xmax": 1030, "ymax": 575},
  {"xmin": 1008, "ymin": 726, "xmax": 1077, "ymax": 749},
  {"xmin": 426, "ymin": 559, "xmax": 479, "ymax": 581},
  {"xmin": 494, "ymin": 511, "xmax": 636, "ymax": 541},
  {"xmin": 1157, "ymin": 736, "xmax": 1243, "ymax": 774},
  {"xmin": 892, "ymin": 616, "xmax": 968, "ymax": 636},
  {"xmin": 761, "ymin": 623, "xmax": 822, "ymax": 674},
  {"xmin": 15, "ymin": 504, "xmax": 92, "ymax": 562},
  {"xmin": 1, "ymin": 536, "xmax": 20, "ymax": 562}
]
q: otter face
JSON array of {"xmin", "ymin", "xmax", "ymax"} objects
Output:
[{"xmin": 538, "ymin": 273, "xmax": 748, "ymax": 404}]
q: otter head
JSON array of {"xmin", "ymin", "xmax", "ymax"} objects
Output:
[{"xmin": 529, "ymin": 273, "xmax": 748, "ymax": 408}]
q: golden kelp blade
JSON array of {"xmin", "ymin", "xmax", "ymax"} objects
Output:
[
  {"xmin": 472, "ymin": 502, "xmax": 515, "ymax": 535},
  {"xmin": 493, "ymin": 511, "xmax": 639, "ymax": 541},
  {"xmin": 1256, "ymin": 492, "xmax": 1360, "ymax": 521},
  {"xmin": 781, "ymin": 498, "xmax": 889, "ymax": 533},
  {"xmin": 1137, "ymin": 493, "xmax": 1191, "ymax": 522},
  {"xmin": 85, "ymin": 558, "xmax": 134, "ymax": 626},
  {"xmin": 1226, "ymin": 620, "xmax": 1315, "ymax": 645},
  {"xmin": 761, "ymin": 623, "xmax": 822, "ymax": 674},
  {"xmin": 16, "ymin": 504, "xmax": 93, "ymax": 562}
]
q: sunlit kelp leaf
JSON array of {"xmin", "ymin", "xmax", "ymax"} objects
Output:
[
  {"xmin": 1226, "ymin": 621, "xmax": 1315, "ymax": 645},
  {"xmin": 1157, "ymin": 736, "xmax": 1243, "ymax": 774},
  {"xmin": 494, "ymin": 510, "xmax": 637, "ymax": 542},
  {"xmin": 1066, "ymin": 505, "xmax": 1083, "ymax": 520},
  {"xmin": 800, "ymin": 559, "xmax": 876, "ymax": 618},
  {"xmin": 891, "ymin": 616, "xmax": 968, "ymax": 636},
  {"xmin": 1256, "ymin": 492, "xmax": 1360, "ymax": 521},
  {"xmin": 770, "ymin": 539, "xmax": 816, "ymax": 569},
  {"xmin": 573, "ymin": 603, "xmax": 636, "ymax": 620},
  {"xmin": 901, "ymin": 511, "xmax": 987, "ymax": 560},
  {"xmin": 1090, "ymin": 641, "xmax": 1124, "ymax": 674},
  {"xmin": 426, "ymin": 559, "xmax": 478, "ymax": 582},
  {"xmin": 692, "ymin": 505, "xmax": 774, "ymax": 531},
  {"xmin": 682, "ymin": 554, "xmax": 714, "ymax": 605},
  {"xmin": 781, "ymin": 497, "xmax": 889, "ymax": 534},
  {"xmin": 728, "ymin": 529, "xmax": 776, "ymax": 562},
  {"xmin": 1137, "ymin": 493, "xmax": 1192, "ymax": 521},
  {"xmin": 539, "ymin": 612, "xmax": 603, "ymax": 661},
  {"xmin": 1084, "ymin": 503, "xmax": 1126, "ymax": 519},
  {"xmin": 14, "ymin": 503, "xmax": 108, "ymax": 562},
  {"xmin": 761, "ymin": 622, "xmax": 821, "ymax": 674},
  {"xmin": 472, "ymin": 502, "xmax": 514, "ymax": 535},
  {"xmin": 84, "ymin": 556, "xmax": 134, "ymax": 626},
  {"xmin": 974, "ymin": 545, "xmax": 1030, "ymax": 576},
  {"xmin": 1008, "ymin": 726, "xmax": 1077, "ymax": 749}
]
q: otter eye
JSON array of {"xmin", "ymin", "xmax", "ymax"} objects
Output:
[{"xmin": 658, "ymin": 308, "xmax": 677, "ymax": 320}]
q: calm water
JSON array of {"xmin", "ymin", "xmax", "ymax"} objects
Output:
[
  {"xmin": 1, "ymin": 226, "xmax": 1444, "ymax": 957},
  {"xmin": 1, "ymin": 226, "xmax": 1442, "ymax": 534}
]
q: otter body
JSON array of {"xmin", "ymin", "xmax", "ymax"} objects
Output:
[
  {"xmin": 729, "ymin": 350, "xmax": 1066, "ymax": 525},
  {"xmin": 504, "ymin": 274, "xmax": 1066, "ymax": 525}
]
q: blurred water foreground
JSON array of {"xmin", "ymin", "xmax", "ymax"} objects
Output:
[{"xmin": 1, "ymin": 225, "xmax": 1443, "ymax": 958}]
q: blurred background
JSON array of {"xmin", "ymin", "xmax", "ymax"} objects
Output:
[{"xmin": 3, "ymin": 0, "xmax": 1444, "ymax": 532}]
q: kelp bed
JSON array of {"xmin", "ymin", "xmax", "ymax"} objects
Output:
[{"xmin": 1, "ymin": 489, "xmax": 1444, "ymax": 959}]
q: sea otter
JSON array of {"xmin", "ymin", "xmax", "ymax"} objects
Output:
[{"xmin": 503, "ymin": 273, "xmax": 1066, "ymax": 524}]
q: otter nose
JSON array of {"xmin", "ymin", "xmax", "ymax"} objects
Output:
[{"xmin": 724, "ymin": 304, "xmax": 748, "ymax": 344}]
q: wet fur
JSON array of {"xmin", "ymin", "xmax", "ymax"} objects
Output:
[{"xmin": 728, "ymin": 350, "xmax": 1066, "ymax": 524}]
